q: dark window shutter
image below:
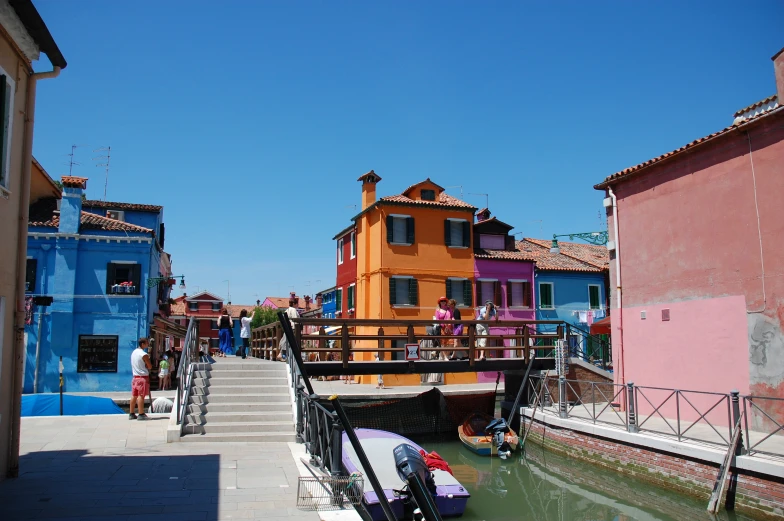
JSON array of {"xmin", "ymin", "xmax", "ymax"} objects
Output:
[
  {"xmin": 444, "ymin": 220, "xmax": 451, "ymax": 246},
  {"xmin": 445, "ymin": 279, "xmax": 452, "ymax": 300},
  {"xmin": 507, "ymin": 281, "xmax": 512, "ymax": 307},
  {"xmin": 476, "ymin": 282, "xmax": 482, "ymax": 307},
  {"xmin": 336, "ymin": 289, "xmax": 342, "ymax": 311},
  {"xmin": 387, "ymin": 215, "xmax": 394, "ymax": 243},
  {"xmin": 106, "ymin": 263, "xmax": 116, "ymax": 294},
  {"xmin": 462, "ymin": 221, "xmax": 470, "ymax": 247},
  {"xmin": 159, "ymin": 223, "xmax": 165, "ymax": 249},
  {"xmin": 463, "ymin": 280, "xmax": 472, "ymax": 308},
  {"xmin": 407, "ymin": 217, "xmax": 415, "ymax": 244},
  {"xmin": 132, "ymin": 265, "xmax": 141, "ymax": 294},
  {"xmin": 0, "ymin": 76, "xmax": 7, "ymax": 182},
  {"xmin": 25, "ymin": 258, "xmax": 37, "ymax": 293},
  {"xmin": 389, "ymin": 278, "xmax": 396, "ymax": 305},
  {"xmin": 494, "ymin": 281, "xmax": 501, "ymax": 308},
  {"xmin": 523, "ymin": 281, "xmax": 531, "ymax": 308},
  {"xmin": 408, "ymin": 278, "xmax": 418, "ymax": 306}
]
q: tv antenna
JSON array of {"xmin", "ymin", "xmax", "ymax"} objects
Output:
[
  {"xmin": 66, "ymin": 144, "xmax": 88, "ymax": 176},
  {"xmin": 446, "ymin": 185, "xmax": 464, "ymax": 199},
  {"xmin": 468, "ymin": 192, "xmax": 489, "ymax": 209},
  {"xmin": 93, "ymin": 146, "xmax": 111, "ymax": 201}
]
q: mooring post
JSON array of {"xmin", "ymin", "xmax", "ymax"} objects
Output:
[
  {"xmin": 627, "ymin": 382, "xmax": 638, "ymax": 433},
  {"xmin": 731, "ymin": 390, "xmax": 745, "ymax": 455},
  {"xmin": 341, "ymin": 323, "xmax": 350, "ymax": 369},
  {"xmin": 331, "ymin": 412, "xmax": 343, "ymax": 475},
  {"xmin": 558, "ymin": 375, "xmax": 567, "ymax": 418}
]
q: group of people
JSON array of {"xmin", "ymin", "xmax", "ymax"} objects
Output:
[
  {"xmin": 215, "ymin": 307, "xmax": 255, "ymax": 359},
  {"xmin": 432, "ymin": 296, "xmax": 498, "ymax": 361}
]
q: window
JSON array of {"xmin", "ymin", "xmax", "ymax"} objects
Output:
[
  {"xmin": 77, "ymin": 335, "xmax": 118, "ymax": 373},
  {"xmin": 389, "ymin": 277, "xmax": 418, "ymax": 306},
  {"xmin": 421, "ymin": 189, "xmax": 436, "ymax": 201},
  {"xmin": 0, "ymin": 69, "xmax": 15, "ymax": 192},
  {"xmin": 25, "ymin": 258, "xmax": 37, "ymax": 293},
  {"xmin": 188, "ymin": 302, "xmax": 198, "ymax": 311},
  {"xmin": 211, "ymin": 320, "xmax": 219, "ymax": 330},
  {"xmin": 106, "ymin": 262, "xmax": 141, "ymax": 295},
  {"xmin": 336, "ymin": 288, "xmax": 343, "ymax": 312},
  {"xmin": 209, "ymin": 338, "xmax": 219, "ymax": 349},
  {"xmin": 106, "ymin": 210, "xmax": 125, "ymax": 221},
  {"xmin": 387, "ymin": 215, "xmax": 414, "ymax": 245},
  {"xmin": 588, "ymin": 285, "xmax": 601, "ymax": 310},
  {"xmin": 479, "ymin": 234, "xmax": 505, "ymax": 250},
  {"xmin": 337, "ymin": 238, "xmax": 344, "ymax": 264},
  {"xmin": 444, "ymin": 219, "xmax": 470, "ymax": 248},
  {"xmin": 446, "ymin": 278, "xmax": 472, "ymax": 307},
  {"xmin": 347, "ymin": 284, "xmax": 355, "ymax": 310},
  {"xmin": 350, "ymin": 232, "xmax": 356, "ymax": 259},
  {"xmin": 476, "ymin": 279, "xmax": 500, "ymax": 307},
  {"xmin": 539, "ymin": 282, "xmax": 554, "ymax": 309},
  {"xmin": 507, "ymin": 280, "xmax": 532, "ymax": 308},
  {"xmin": 212, "ymin": 302, "xmax": 221, "ymax": 312}
]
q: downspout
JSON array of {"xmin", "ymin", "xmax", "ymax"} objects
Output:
[
  {"xmin": 33, "ymin": 246, "xmax": 49, "ymax": 394},
  {"xmin": 9, "ymin": 66, "xmax": 61, "ymax": 478},
  {"xmin": 608, "ymin": 186, "xmax": 624, "ymax": 385}
]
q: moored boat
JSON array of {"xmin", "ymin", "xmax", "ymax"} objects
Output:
[
  {"xmin": 342, "ymin": 428, "xmax": 470, "ymax": 520},
  {"xmin": 458, "ymin": 413, "xmax": 519, "ymax": 458}
]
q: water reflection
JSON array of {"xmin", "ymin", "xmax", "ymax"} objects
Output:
[{"xmin": 414, "ymin": 439, "xmax": 754, "ymax": 521}]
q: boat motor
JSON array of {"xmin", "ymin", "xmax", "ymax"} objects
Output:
[
  {"xmin": 485, "ymin": 418, "xmax": 513, "ymax": 460},
  {"xmin": 393, "ymin": 443, "xmax": 443, "ymax": 521}
]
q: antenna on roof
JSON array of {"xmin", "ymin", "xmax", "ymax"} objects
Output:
[
  {"xmin": 65, "ymin": 144, "xmax": 88, "ymax": 176},
  {"xmin": 93, "ymin": 146, "xmax": 111, "ymax": 201},
  {"xmin": 468, "ymin": 193, "xmax": 488, "ymax": 209},
  {"xmin": 446, "ymin": 185, "xmax": 464, "ymax": 199}
]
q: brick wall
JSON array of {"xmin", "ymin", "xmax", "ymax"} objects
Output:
[{"xmin": 525, "ymin": 418, "xmax": 784, "ymax": 519}]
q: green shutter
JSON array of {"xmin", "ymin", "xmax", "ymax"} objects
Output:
[
  {"xmin": 589, "ymin": 286, "xmax": 600, "ymax": 309},
  {"xmin": 389, "ymin": 278, "xmax": 396, "ymax": 305},
  {"xmin": 445, "ymin": 279, "xmax": 452, "ymax": 300},
  {"xmin": 407, "ymin": 217, "xmax": 415, "ymax": 244},
  {"xmin": 387, "ymin": 215, "xmax": 394, "ymax": 243},
  {"xmin": 408, "ymin": 278, "xmax": 418, "ymax": 306},
  {"xmin": 462, "ymin": 221, "xmax": 470, "ymax": 247},
  {"xmin": 336, "ymin": 289, "xmax": 342, "ymax": 311},
  {"xmin": 444, "ymin": 220, "xmax": 451, "ymax": 246},
  {"xmin": 463, "ymin": 280, "xmax": 472, "ymax": 307}
]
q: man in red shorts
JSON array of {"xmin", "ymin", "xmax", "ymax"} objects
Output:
[{"xmin": 129, "ymin": 338, "xmax": 152, "ymax": 420}]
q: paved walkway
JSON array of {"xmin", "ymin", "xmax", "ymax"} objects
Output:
[{"xmin": 3, "ymin": 415, "xmax": 321, "ymax": 520}]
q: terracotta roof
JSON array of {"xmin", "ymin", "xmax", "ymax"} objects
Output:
[
  {"xmin": 227, "ymin": 304, "xmax": 256, "ymax": 318},
  {"xmin": 474, "ymin": 247, "xmax": 537, "ymax": 262},
  {"xmin": 264, "ymin": 297, "xmax": 293, "ymax": 309},
  {"xmin": 380, "ymin": 191, "xmax": 475, "ymax": 209},
  {"xmin": 474, "ymin": 217, "xmax": 514, "ymax": 230},
  {"xmin": 61, "ymin": 176, "xmax": 87, "ymax": 189},
  {"xmin": 170, "ymin": 299, "xmax": 186, "ymax": 316},
  {"xmin": 517, "ymin": 239, "xmax": 605, "ymax": 273},
  {"xmin": 525, "ymin": 238, "xmax": 609, "ymax": 270},
  {"xmin": 28, "ymin": 198, "xmax": 153, "ymax": 233},
  {"xmin": 596, "ymin": 105, "xmax": 783, "ymax": 189},
  {"xmin": 401, "ymin": 178, "xmax": 445, "ymax": 196},
  {"xmin": 82, "ymin": 200, "xmax": 163, "ymax": 212},
  {"xmin": 733, "ymin": 94, "xmax": 778, "ymax": 117},
  {"xmin": 357, "ymin": 170, "xmax": 382, "ymax": 183}
]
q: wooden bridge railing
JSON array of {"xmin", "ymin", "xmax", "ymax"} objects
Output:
[{"xmin": 251, "ymin": 318, "xmax": 568, "ymax": 367}]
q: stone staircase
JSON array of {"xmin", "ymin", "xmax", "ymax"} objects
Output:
[{"xmin": 181, "ymin": 358, "xmax": 296, "ymax": 442}]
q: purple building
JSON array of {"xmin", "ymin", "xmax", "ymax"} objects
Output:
[{"xmin": 472, "ymin": 209, "xmax": 536, "ymax": 382}]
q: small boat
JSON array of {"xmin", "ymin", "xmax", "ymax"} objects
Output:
[
  {"xmin": 342, "ymin": 428, "xmax": 470, "ymax": 520},
  {"xmin": 458, "ymin": 413, "xmax": 519, "ymax": 458}
]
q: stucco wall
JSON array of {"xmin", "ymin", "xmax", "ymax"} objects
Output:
[{"xmin": 534, "ymin": 270, "xmax": 607, "ymax": 332}]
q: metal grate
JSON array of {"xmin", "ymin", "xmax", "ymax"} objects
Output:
[{"xmin": 296, "ymin": 474, "xmax": 363, "ymax": 511}]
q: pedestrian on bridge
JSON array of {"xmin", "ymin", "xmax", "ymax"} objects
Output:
[
  {"xmin": 277, "ymin": 298, "xmax": 299, "ymax": 362},
  {"xmin": 217, "ymin": 308, "xmax": 233, "ymax": 357},
  {"xmin": 476, "ymin": 300, "xmax": 498, "ymax": 361}
]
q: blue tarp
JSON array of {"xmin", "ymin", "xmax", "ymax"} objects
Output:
[{"xmin": 22, "ymin": 394, "xmax": 124, "ymax": 416}]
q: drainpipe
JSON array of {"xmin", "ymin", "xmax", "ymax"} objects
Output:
[
  {"xmin": 608, "ymin": 186, "xmax": 625, "ymax": 385},
  {"xmin": 9, "ymin": 66, "xmax": 62, "ymax": 478},
  {"xmin": 33, "ymin": 246, "xmax": 50, "ymax": 394}
]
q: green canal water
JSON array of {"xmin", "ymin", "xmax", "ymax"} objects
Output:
[{"xmin": 410, "ymin": 438, "xmax": 756, "ymax": 521}]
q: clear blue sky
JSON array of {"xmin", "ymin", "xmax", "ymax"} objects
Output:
[{"xmin": 30, "ymin": 1, "xmax": 783, "ymax": 305}]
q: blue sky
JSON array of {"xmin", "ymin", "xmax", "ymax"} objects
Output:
[{"xmin": 30, "ymin": 1, "xmax": 783, "ymax": 305}]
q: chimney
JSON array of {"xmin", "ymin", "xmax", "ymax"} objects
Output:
[
  {"xmin": 476, "ymin": 208, "xmax": 491, "ymax": 223},
  {"xmin": 357, "ymin": 170, "xmax": 382, "ymax": 211},
  {"xmin": 316, "ymin": 293, "xmax": 323, "ymax": 308},
  {"xmin": 773, "ymin": 47, "xmax": 784, "ymax": 106},
  {"xmin": 59, "ymin": 176, "xmax": 87, "ymax": 234},
  {"xmin": 256, "ymin": 299, "xmax": 260, "ymax": 306},
  {"xmin": 304, "ymin": 295, "xmax": 312, "ymax": 311}
]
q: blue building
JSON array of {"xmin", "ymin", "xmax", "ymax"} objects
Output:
[
  {"xmin": 317, "ymin": 287, "xmax": 337, "ymax": 319},
  {"xmin": 24, "ymin": 171, "xmax": 171, "ymax": 392},
  {"xmin": 519, "ymin": 239, "xmax": 609, "ymax": 355}
]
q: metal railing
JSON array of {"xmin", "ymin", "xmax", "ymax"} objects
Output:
[
  {"xmin": 176, "ymin": 317, "xmax": 200, "ymax": 431},
  {"xmin": 526, "ymin": 376, "xmax": 784, "ymax": 459}
]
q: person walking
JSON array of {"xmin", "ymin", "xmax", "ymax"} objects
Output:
[
  {"xmin": 476, "ymin": 300, "xmax": 498, "ymax": 361},
  {"xmin": 129, "ymin": 338, "xmax": 152, "ymax": 420},
  {"xmin": 448, "ymin": 299, "xmax": 467, "ymax": 360},
  {"xmin": 277, "ymin": 298, "xmax": 300, "ymax": 361},
  {"xmin": 435, "ymin": 296, "xmax": 453, "ymax": 359},
  {"xmin": 217, "ymin": 308, "xmax": 233, "ymax": 357},
  {"xmin": 239, "ymin": 309, "xmax": 252, "ymax": 359}
]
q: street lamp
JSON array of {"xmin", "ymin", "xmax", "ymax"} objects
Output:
[
  {"xmin": 147, "ymin": 275, "xmax": 186, "ymax": 290},
  {"xmin": 550, "ymin": 231, "xmax": 609, "ymax": 254}
]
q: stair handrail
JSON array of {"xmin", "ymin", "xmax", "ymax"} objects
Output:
[{"xmin": 175, "ymin": 317, "xmax": 199, "ymax": 428}]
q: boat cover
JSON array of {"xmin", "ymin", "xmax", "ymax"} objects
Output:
[{"xmin": 22, "ymin": 394, "xmax": 124, "ymax": 416}]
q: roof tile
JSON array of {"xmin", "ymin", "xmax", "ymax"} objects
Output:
[
  {"xmin": 82, "ymin": 200, "xmax": 163, "ymax": 212},
  {"xmin": 525, "ymin": 238, "xmax": 609, "ymax": 270},
  {"xmin": 28, "ymin": 197, "xmax": 154, "ymax": 233},
  {"xmin": 517, "ymin": 239, "xmax": 605, "ymax": 273}
]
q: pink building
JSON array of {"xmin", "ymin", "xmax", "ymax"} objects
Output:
[{"xmin": 595, "ymin": 48, "xmax": 784, "ymax": 422}]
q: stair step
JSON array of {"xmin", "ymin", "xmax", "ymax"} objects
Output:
[
  {"xmin": 180, "ymin": 432, "xmax": 295, "ymax": 443},
  {"xmin": 185, "ymin": 411, "xmax": 292, "ymax": 424},
  {"xmin": 190, "ymin": 393, "xmax": 290, "ymax": 404},
  {"xmin": 196, "ymin": 369, "xmax": 287, "ymax": 378},
  {"xmin": 201, "ymin": 376, "xmax": 288, "ymax": 384},
  {"xmin": 201, "ymin": 402, "xmax": 292, "ymax": 413},
  {"xmin": 207, "ymin": 363, "xmax": 286, "ymax": 371},
  {"xmin": 204, "ymin": 385, "xmax": 288, "ymax": 394},
  {"xmin": 198, "ymin": 421, "xmax": 294, "ymax": 433}
]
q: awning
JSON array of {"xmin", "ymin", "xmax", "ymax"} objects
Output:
[
  {"xmin": 324, "ymin": 326, "xmax": 342, "ymax": 335},
  {"xmin": 590, "ymin": 316, "xmax": 611, "ymax": 336}
]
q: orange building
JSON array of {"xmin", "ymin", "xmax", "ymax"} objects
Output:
[{"xmin": 353, "ymin": 172, "xmax": 477, "ymax": 385}]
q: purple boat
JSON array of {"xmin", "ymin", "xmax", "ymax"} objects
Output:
[{"xmin": 342, "ymin": 428, "xmax": 470, "ymax": 520}]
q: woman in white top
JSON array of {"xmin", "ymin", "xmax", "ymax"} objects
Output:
[{"xmin": 239, "ymin": 309, "xmax": 252, "ymax": 359}]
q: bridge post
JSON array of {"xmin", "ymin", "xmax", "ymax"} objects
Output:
[
  {"xmin": 468, "ymin": 324, "xmax": 476, "ymax": 367},
  {"xmin": 275, "ymin": 325, "xmax": 283, "ymax": 361},
  {"xmin": 377, "ymin": 327, "xmax": 384, "ymax": 361},
  {"xmin": 627, "ymin": 382, "xmax": 638, "ymax": 433},
  {"xmin": 731, "ymin": 390, "xmax": 745, "ymax": 455},
  {"xmin": 341, "ymin": 323, "xmax": 350, "ymax": 369},
  {"xmin": 407, "ymin": 324, "xmax": 415, "ymax": 344},
  {"xmin": 558, "ymin": 375, "xmax": 568, "ymax": 418},
  {"xmin": 523, "ymin": 326, "xmax": 530, "ymax": 363},
  {"xmin": 295, "ymin": 322, "xmax": 303, "ymax": 356},
  {"xmin": 318, "ymin": 327, "xmax": 326, "ymax": 360}
]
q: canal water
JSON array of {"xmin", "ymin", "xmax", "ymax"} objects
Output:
[{"xmin": 410, "ymin": 438, "xmax": 756, "ymax": 521}]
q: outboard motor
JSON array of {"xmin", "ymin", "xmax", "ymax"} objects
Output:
[
  {"xmin": 485, "ymin": 418, "xmax": 513, "ymax": 460},
  {"xmin": 394, "ymin": 443, "xmax": 443, "ymax": 521}
]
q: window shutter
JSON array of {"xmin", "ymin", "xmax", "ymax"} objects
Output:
[
  {"xmin": 386, "ymin": 215, "xmax": 394, "ymax": 243},
  {"xmin": 407, "ymin": 217, "xmax": 415, "ymax": 244},
  {"xmin": 476, "ymin": 282, "xmax": 482, "ymax": 307},
  {"xmin": 132, "ymin": 265, "xmax": 141, "ymax": 294},
  {"xmin": 523, "ymin": 282, "xmax": 532, "ymax": 308},
  {"xmin": 25, "ymin": 259, "xmax": 37, "ymax": 293},
  {"xmin": 389, "ymin": 278, "xmax": 396, "ymax": 305},
  {"xmin": 336, "ymin": 289, "xmax": 342, "ymax": 311},
  {"xmin": 506, "ymin": 281, "xmax": 512, "ymax": 307},
  {"xmin": 445, "ymin": 279, "xmax": 452, "ymax": 300},
  {"xmin": 494, "ymin": 281, "xmax": 501, "ymax": 308},
  {"xmin": 444, "ymin": 220, "xmax": 451, "ymax": 246},
  {"xmin": 0, "ymin": 77, "xmax": 7, "ymax": 183},
  {"xmin": 463, "ymin": 280, "xmax": 472, "ymax": 308},
  {"xmin": 408, "ymin": 278, "xmax": 418, "ymax": 306},
  {"xmin": 462, "ymin": 221, "xmax": 470, "ymax": 247},
  {"xmin": 106, "ymin": 263, "xmax": 116, "ymax": 293}
]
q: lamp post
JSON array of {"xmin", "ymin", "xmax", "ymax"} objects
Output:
[
  {"xmin": 147, "ymin": 275, "xmax": 186, "ymax": 290},
  {"xmin": 550, "ymin": 231, "xmax": 609, "ymax": 253}
]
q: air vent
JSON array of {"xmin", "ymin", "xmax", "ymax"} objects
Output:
[
  {"xmin": 106, "ymin": 210, "xmax": 125, "ymax": 221},
  {"xmin": 662, "ymin": 309, "xmax": 670, "ymax": 321},
  {"xmin": 641, "ymin": 310, "xmax": 646, "ymax": 320}
]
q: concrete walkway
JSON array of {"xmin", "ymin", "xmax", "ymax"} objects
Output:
[{"xmin": 3, "ymin": 414, "xmax": 321, "ymax": 520}]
